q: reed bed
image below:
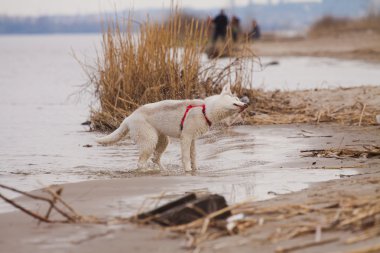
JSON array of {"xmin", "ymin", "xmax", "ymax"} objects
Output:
[
  {"xmin": 87, "ymin": 11, "xmax": 254, "ymax": 131},
  {"xmin": 86, "ymin": 11, "xmax": 380, "ymax": 130},
  {"xmin": 159, "ymin": 194, "xmax": 380, "ymax": 250},
  {"xmin": 246, "ymin": 87, "xmax": 380, "ymax": 126}
]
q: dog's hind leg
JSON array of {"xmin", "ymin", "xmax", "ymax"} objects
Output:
[
  {"xmin": 152, "ymin": 134, "xmax": 169, "ymax": 169},
  {"xmin": 190, "ymin": 140, "xmax": 197, "ymax": 171},
  {"xmin": 131, "ymin": 121, "xmax": 158, "ymax": 170},
  {"xmin": 180, "ymin": 136, "xmax": 192, "ymax": 172}
]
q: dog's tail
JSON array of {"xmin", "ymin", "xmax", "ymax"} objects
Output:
[{"xmin": 96, "ymin": 117, "xmax": 130, "ymax": 145}]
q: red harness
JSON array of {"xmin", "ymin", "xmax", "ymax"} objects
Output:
[{"xmin": 180, "ymin": 104, "xmax": 212, "ymax": 131}]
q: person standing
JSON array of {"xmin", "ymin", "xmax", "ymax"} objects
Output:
[
  {"xmin": 212, "ymin": 9, "xmax": 229, "ymax": 43},
  {"xmin": 231, "ymin": 16, "xmax": 241, "ymax": 42},
  {"xmin": 249, "ymin": 19, "xmax": 261, "ymax": 40}
]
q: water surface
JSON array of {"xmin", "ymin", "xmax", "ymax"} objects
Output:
[{"xmin": 1, "ymin": 34, "xmax": 377, "ymax": 212}]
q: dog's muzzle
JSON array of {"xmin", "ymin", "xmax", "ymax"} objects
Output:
[{"xmin": 233, "ymin": 103, "xmax": 249, "ymax": 112}]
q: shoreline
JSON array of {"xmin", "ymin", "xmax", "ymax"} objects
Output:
[
  {"xmin": 1, "ymin": 123, "xmax": 379, "ymax": 252},
  {"xmin": 201, "ymin": 168, "xmax": 380, "ymax": 253},
  {"xmin": 1, "ymin": 25, "xmax": 380, "ymax": 253},
  {"xmin": 253, "ymin": 32, "xmax": 380, "ymax": 63}
]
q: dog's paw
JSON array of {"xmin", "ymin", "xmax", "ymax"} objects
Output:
[
  {"xmin": 184, "ymin": 167, "xmax": 193, "ymax": 173},
  {"xmin": 152, "ymin": 161, "xmax": 165, "ymax": 171},
  {"xmin": 136, "ymin": 163, "xmax": 161, "ymax": 174},
  {"xmin": 136, "ymin": 167, "xmax": 160, "ymax": 175}
]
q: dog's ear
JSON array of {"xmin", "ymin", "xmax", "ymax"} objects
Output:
[{"xmin": 221, "ymin": 84, "xmax": 231, "ymax": 95}]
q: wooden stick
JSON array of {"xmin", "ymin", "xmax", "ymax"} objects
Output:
[
  {"xmin": 287, "ymin": 135, "xmax": 332, "ymax": 139},
  {"xmin": 0, "ymin": 184, "xmax": 53, "ymax": 203},
  {"xmin": 345, "ymin": 243, "xmax": 380, "ymax": 253},
  {"xmin": 167, "ymin": 202, "xmax": 246, "ymax": 232},
  {"xmin": 300, "ymin": 149, "xmax": 326, "ymax": 153},
  {"xmin": 200, "ymin": 218, "xmax": 210, "ymax": 235},
  {"xmin": 0, "ymin": 193, "xmax": 51, "ymax": 223},
  {"xmin": 275, "ymin": 237, "xmax": 339, "ymax": 253},
  {"xmin": 44, "ymin": 187, "xmax": 79, "ymax": 216},
  {"xmin": 358, "ymin": 103, "xmax": 366, "ymax": 127},
  {"xmin": 345, "ymin": 225, "xmax": 380, "ymax": 244},
  {"xmin": 1, "ymin": 184, "xmax": 76, "ymax": 223},
  {"xmin": 316, "ymin": 110, "xmax": 322, "ymax": 124},
  {"xmin": 44, "ymin": 188, "xmax": 62, "ymax": 220}
]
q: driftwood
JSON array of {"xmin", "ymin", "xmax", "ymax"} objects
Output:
[
  {"xmin": 1, "ymin": 182, "xmax": 380, "ymax": 251},
  {"xmin": 0, "ymin": 184, "xmax": 103, "ymax": 224},
  {"xmin": 135, "ymin": 193, "xmax": 230, "ymax": 226},
  {"xmin": 301, "ymin": 145, "xmax": 380, "ymax": 159},
  {"xmin": 275, "ymin": 237, "xmax": 339, "ymax": 253}
]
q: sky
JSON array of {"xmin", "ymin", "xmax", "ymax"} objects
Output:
[{"xmin": 0, "ymin": 0, "xmax": 322, "ymax": 16}]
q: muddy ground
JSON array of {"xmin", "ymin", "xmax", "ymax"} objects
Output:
[{"xmin": 0, "ymin": 124, "xmax": 379, "ymax": 253}]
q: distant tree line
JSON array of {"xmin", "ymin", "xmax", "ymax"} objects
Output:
[
  {"xmin": 0, "ymin": 15, "xmax": 102, "ymax": 34},
  {"xmin": 0, "ymin": 0, "xmax": 375, "ymax": 34}
]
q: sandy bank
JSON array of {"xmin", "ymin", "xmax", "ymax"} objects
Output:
[
  {"xmin": 1, "ymin": 124, "xmax": 379, "ymax": 253},
  {"xmin": 253, "ymin": 32, "xmax": 380, "ymax": 63},
  {"xmin": 200, "ymin": 168, "xmax": 380, "ymax": 253}
]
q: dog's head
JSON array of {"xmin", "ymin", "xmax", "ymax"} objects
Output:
[{"xmin": 205, "ymin": 84, "xmax": 249, "ymax": 114}]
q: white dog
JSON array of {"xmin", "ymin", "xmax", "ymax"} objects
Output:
[{"xmin": 96, "ymin": 84, "xmax": 248, "ymax": 172}]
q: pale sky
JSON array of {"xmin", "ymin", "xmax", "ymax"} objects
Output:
[{"xmin": 0, "ymin": 0, "xmax": 322, "ymax": 16}]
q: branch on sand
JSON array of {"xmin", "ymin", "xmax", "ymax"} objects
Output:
[
  {"xmin": 0, "ymin": 184, "xmax": 103, "ymax": 224},
  {"xmin": 1, "ymin": 181, "xmax": 380, "ymax": 251}
]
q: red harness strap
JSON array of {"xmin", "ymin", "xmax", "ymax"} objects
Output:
[{"xmin": 180, "ymin": 104, "xmax": 212, "ymax": 131}]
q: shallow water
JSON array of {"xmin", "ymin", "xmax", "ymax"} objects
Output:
[
  {"xmin": 0, "ymin": 34, "xmax": 377, "ymax": 213},
  {"xmin": 252, "ymin": 56, "xmax": 380, "ymax": 90}
]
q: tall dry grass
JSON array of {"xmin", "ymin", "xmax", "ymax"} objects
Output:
[
  {"xmin": 85, "ymin": 11, "xmax": 379, "ymax": 129},
  {"xmin": 87, "ymin": 11, "xmax": 255, "ymax": 131}
]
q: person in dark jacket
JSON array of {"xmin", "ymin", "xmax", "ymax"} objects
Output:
[
  {"xmin": 231, "ymin": 16, "xmax": 241, "ymax": 42},
  {"xmin": 249, "ymin": 19, "xmax": 261, "ymax": 40},
  {"xmin": 212, "ymin": 9, "xmax": 229, "ymax": 43}
]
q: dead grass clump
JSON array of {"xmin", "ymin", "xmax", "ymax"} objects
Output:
[
  {"xmin": 247, "ymin": 87, "xmax": 380, "ymax": 126},
  {"xmin": 308, "ymin": 15, "xmax": 380, "ymax": 38},
  {"xmin": 156, "ymin": 181, "xmax": 380, "ymax": 250},
  {"xmin": 2, "ymin": 176, "xmax": 380, "ymax": 251},
  {"xmin": 87, "ymin": 10, "xmax": 254, "ymax": 131},
  {"xmin": 301, "ymin": 145, "xmax": 380, "ymax": 159}
]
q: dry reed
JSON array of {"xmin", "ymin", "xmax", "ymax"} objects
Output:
[
  {"xmin": 87, "ymin": 10, "xmax": 255, "ymax": 131},
  {"xmin": 301, "ymin": 145, "xmax": 380, "ymax": 159},
  {"xmin": 155, "ymin": 181, "xmax": 380, "ymax": 250},
  {"xmin": 246, "ymin": 87, "xmax": 380, "ymax": 126},
  {"xmin": 85, "ymin": 11, "xmax": 380, "ymax": 131},
  {"xmin": 2, "ymin": 176, "xmax": 380, "ymax": 252}
]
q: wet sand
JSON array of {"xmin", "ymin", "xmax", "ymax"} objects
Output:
[
  {"xmin": 1, "ymin": 124, "xmax": 379, "ymax": 253},
  {"xmin": 1, "ymin": 34, "xmax": 380, "ymax": 253},
  {"xmin": 201, "ymin": 168, "xmax": 380, "ymax": 253}
]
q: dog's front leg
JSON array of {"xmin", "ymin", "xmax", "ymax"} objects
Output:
[
  {"xmin": 180, "ymin": 136, "xmax": 192, "ymax": 172},
  {"xmin": 190, "ymin": 140, "xmax": 197, "ymax": 171}
]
